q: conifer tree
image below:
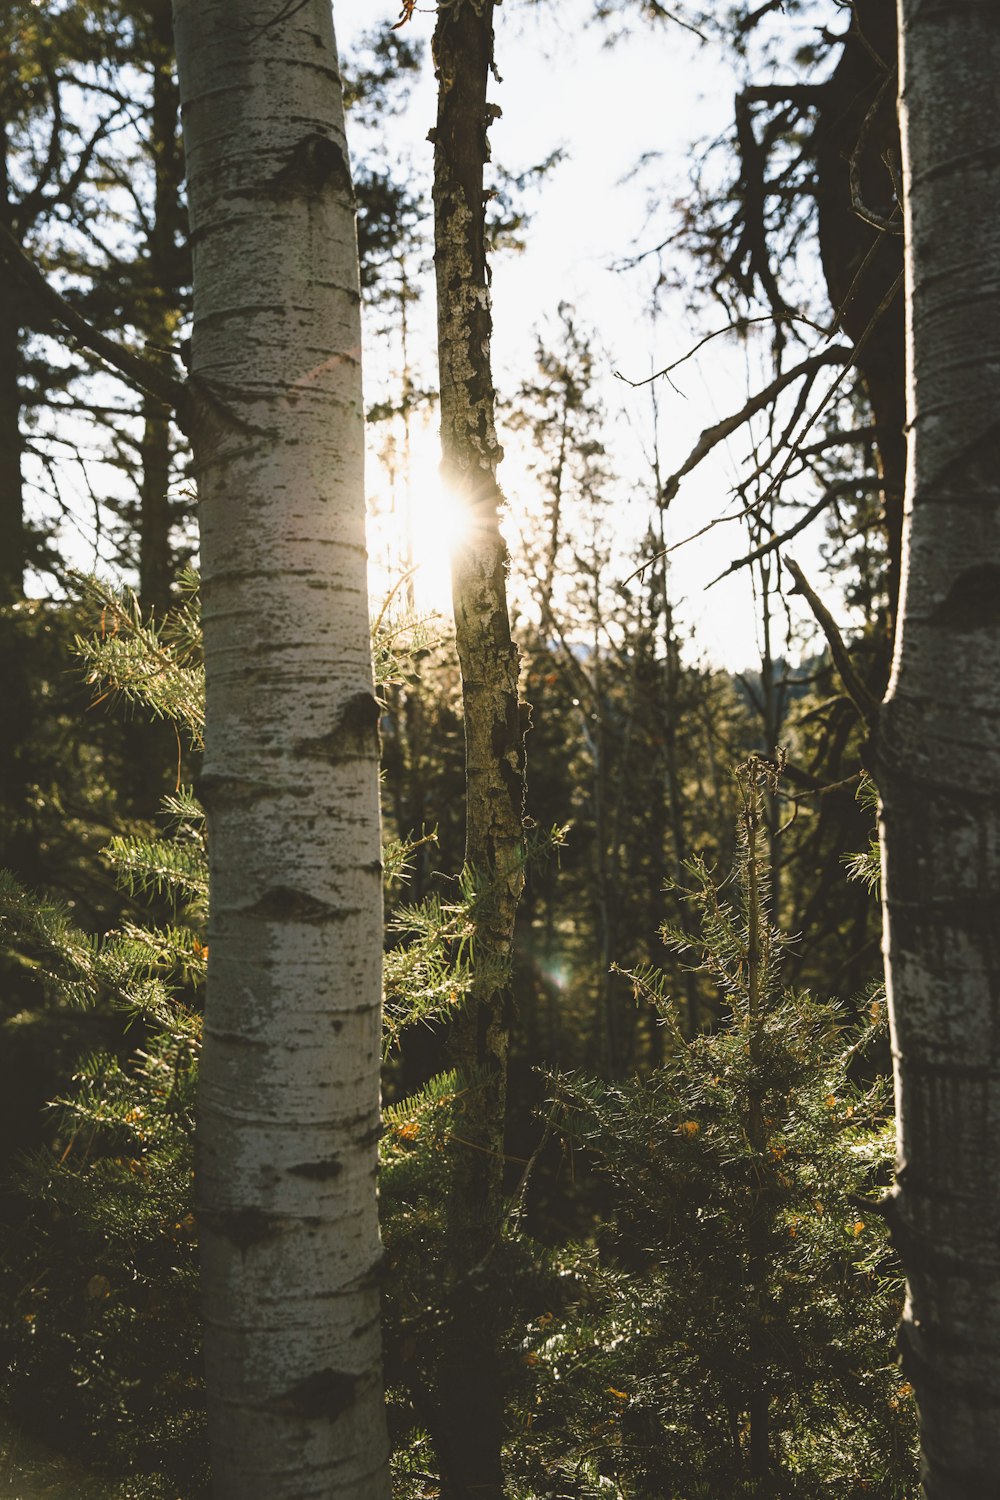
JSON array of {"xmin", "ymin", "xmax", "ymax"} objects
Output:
[{"xmin": 520, "ymin": 759, "xmax": 916, "ymax": 1497}]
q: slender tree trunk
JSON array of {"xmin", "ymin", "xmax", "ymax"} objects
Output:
[
  {"xmin": 878, "ymin": 3, "xmax": 1000, "ymax": 1494},
  {"xmin": 172, "ymin": 3, "xmax": 389, "ymax": 1495},
  {"xmin": 0, "ymin": 113, "xmax": 32, "ymax": 879},
  {"xmin": 0, "ymin": 121, "xmax": 23, "ymax": 606},
  {"xmin": 430, "ymin": 0, "xmax": 527, "ymax": 1492},
  {"xmin": 138, "ymin": 0, "xmax": 185, "ymax": 616}
]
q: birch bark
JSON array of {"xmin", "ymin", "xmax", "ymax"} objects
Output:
[
  {"xmin": 171, "ymin": 3, "xmax": 389, "ymax": 1495},
  {"xmin": 878, "ymin": 3, "xmax": 1000, "ymax": 1493},
  {"xmin": 430, "ymin": 0, "xmax": 527, "ymax": 1491}
]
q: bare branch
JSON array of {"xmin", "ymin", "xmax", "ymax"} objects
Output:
[
  {"xmin": 0, "ymin": 220, "xmax": 187, "ymax": 417},
  {"xmin": 659, "ymin": 344, "xmax": 851, "ymax": 504},
  {"xmin": 614, "ymin": 311, "xmax": 824, "ymax": 390},
  {"xmin": 849, "ymin": 68, "xmax": 903, "ymax": 236},
  {"xmin": 711, "ymin": 475, "xmax": 883, "ymax": 585},
  {"xmin": 783, "ymin": 555, "xmax": 879, "ymax": 727}
]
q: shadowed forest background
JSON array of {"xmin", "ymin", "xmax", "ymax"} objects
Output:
[{"xmin": 0, "ymin": 0, "xmax": 932, "ymax": 1494}]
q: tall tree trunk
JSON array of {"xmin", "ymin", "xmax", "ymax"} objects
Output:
[
  {"xmin": 139, "ymin": 0, "xmax": 187, "ymax": 616},
  {"xmin": 878, "ymin": 2, "xmax": 1000, "ymax": 1493},
  {"xmin": 172, "ymin": 3, "xmax": 389, "ymax": 1495},
  {"xmin": 120, "ymin": 0, "xmax": 189, "ymax": 820},
  {"xmin": 0, "ymin": 112, "xmax": 32, "ymax": 879},
  {"xmin": 0, "ymin": 120, "xmax": 23, "ymax": 606},
  {"xmin": 430, "ymin": 1, "xmax": 527, "ymax": 1493}
]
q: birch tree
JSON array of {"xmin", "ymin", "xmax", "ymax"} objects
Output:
[
  {"xmin": 429, "ymin": 0, "xmax": 527, "ymax": 1490},
  {"xmin": 171, "ymin": 3, "xmax": 389, "ymax": 1495},
  {"xmin": 878, "ymin": 2, "xmax": 1000, "ymax": 1492}
]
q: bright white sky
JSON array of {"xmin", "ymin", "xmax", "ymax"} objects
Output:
[{"xmin": 336, "ymin": 0, "xmax": 842, "ymax": 672}]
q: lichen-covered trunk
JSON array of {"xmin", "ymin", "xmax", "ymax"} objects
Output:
[
  {"xmin": 431, "ymin": 1, "xmax": 527, "ymax": 1493},
  {"xmin": 172, "ymin": 3, "xmax": 389, "ymax": 1496},
  {"xmin": 878, "ymin": 3, "xmax": 1000, "ymax": 1493}
]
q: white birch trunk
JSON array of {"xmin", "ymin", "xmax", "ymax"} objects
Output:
[
  {"xmin": 879, "ymin": 3, "xmax": 1000, "ymax": 1492},
  {"xmin": 171, "ymin": 4, "xmax": 390, "ymax": 1495}
]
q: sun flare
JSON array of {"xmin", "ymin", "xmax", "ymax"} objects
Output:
[{"xmin": 368, "ymin": 419, "xmax": 476, "ymax": 619}]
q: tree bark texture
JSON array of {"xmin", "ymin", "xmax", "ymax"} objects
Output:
[
  {"xmin": 431, "ymin": 0, "xmax": 527, "ymax": 1493},
  {"xmin": 172, "ymin": 3, "xmax": 390, "ymax": 1496},
  {"xmin": 814, "ymin": 0, "xmax": 905, "ymax": 654},
  {"xmin": 879, "ymin": 3, "xmax": 1000, "ymax": 1494}
]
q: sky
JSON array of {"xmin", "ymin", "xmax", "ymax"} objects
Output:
[{"xmin": 335, "ymin": 0, "xmax": 843, "ymax": 672}]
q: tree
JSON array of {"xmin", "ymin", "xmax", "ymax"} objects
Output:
[
  {"xmin": 423, "ymin": 0, "xmax": 529, "ymax": 1491},
  {"xmin": 521, "ymin": 761, "xmax": 915, "ymax": 1499},
  {"xmin": 170, "ymin": 2, "xmax": 389, "ymax": 1495},
  {"xmin": 876, "ymin": 3, "xmax": 1000, "ymax": 1494}
]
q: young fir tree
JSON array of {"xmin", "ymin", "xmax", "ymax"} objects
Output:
[{"xmin": 512, "ymin": 758, "xmax": 917, "ymax": 1499}]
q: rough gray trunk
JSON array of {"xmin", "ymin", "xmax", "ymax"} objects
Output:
[
  {"xmin": 430, "ymin": 0, "xmax": 527, "ymax": 1492},
  {"xmin": 878, "ymin": 2, "xmax": 1000, "ymax": 1494},
  {"xmin": 172, "ymin": 2, "xmax": 390, "ymax": 1495}
]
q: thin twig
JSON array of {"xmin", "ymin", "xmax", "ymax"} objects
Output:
[
  {"xmin": 613, "ymin": 312, "xmax": 824, "ymax": 390},
  {"xmin": 659, "ymin": 345, "xmax": 851, "ymax": 505},
  {"xmin": 710, "ymin": 475, "xmax": 882, "ymax": 586},
  {"xmin": 506, "ymin": 1093, "xmax": 563, "ymax": 1234}
]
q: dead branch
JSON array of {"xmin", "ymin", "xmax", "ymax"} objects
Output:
[
  {"xmin": 711, "ymin": 475, "xmax": 883, "ymax": 585},
  {"xmin": 660, "ymin": 344, "xmax": 851, "ymax": 504},
  {"xmin": 0, "ymin": 219, "xmax": 186, "ymax": 416},
  {"xmin": 783, "ymin": 555, "xmax": 879, "ymax": 727}
]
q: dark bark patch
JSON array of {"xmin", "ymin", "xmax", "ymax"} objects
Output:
[
  {"xmin": 288, "ymin": 1157, "xmax": 343, "ymax": 1181},
  {"xmin": 361, "ymin": 1119, "xmax": 384, "ymax": 1147},
  {"xmin": 206, "ymin": 1206, "xmax": 275, "ymax": 1252},
  {"xmin": 274, "ymin": 1367, "xmax": 357, "ymax": 1421},
  {"xmin": 204, "ymin": 1029, "xmax": 269, "ymax": 1050},
  {"xmin": 194, "ymin": 773, "xmax": 268, "ymax": 811},
  {"xmin": 296, "ymin": 692, "xmax": 381, "ymax": 761},
  {"xmin": 245, "ymin": 886, "xmax": 334, "ymax": 922},
  {"xmin": 928, "ymin": 564, "xmax": 1000, "ymax": 630},
  {"xmin": 269, "ymin": 134, "xmax": 352, "ymax": 200}
]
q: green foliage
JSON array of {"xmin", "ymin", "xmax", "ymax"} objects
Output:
[
  {"xmin": 1, "ymin": 591, "xmax": 915, "ymax": 1497},
  {"xmin": 0, "ymin": 847, "xmax": 205, "ymax": 1495},
  {"xmin": 844, "ymin": 773, "xmax": 882, "ymax": 895},
  {"xmin": 71, "ymin": 572, "xmax": 205, "ymax": 749},
  {"xmin": 506, "ymin": 760, "xmax": 917, "ymax": 1498},
  {"xmin": 0, "ymin": 577, "xmax": 515, "ymax": 1492}
]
